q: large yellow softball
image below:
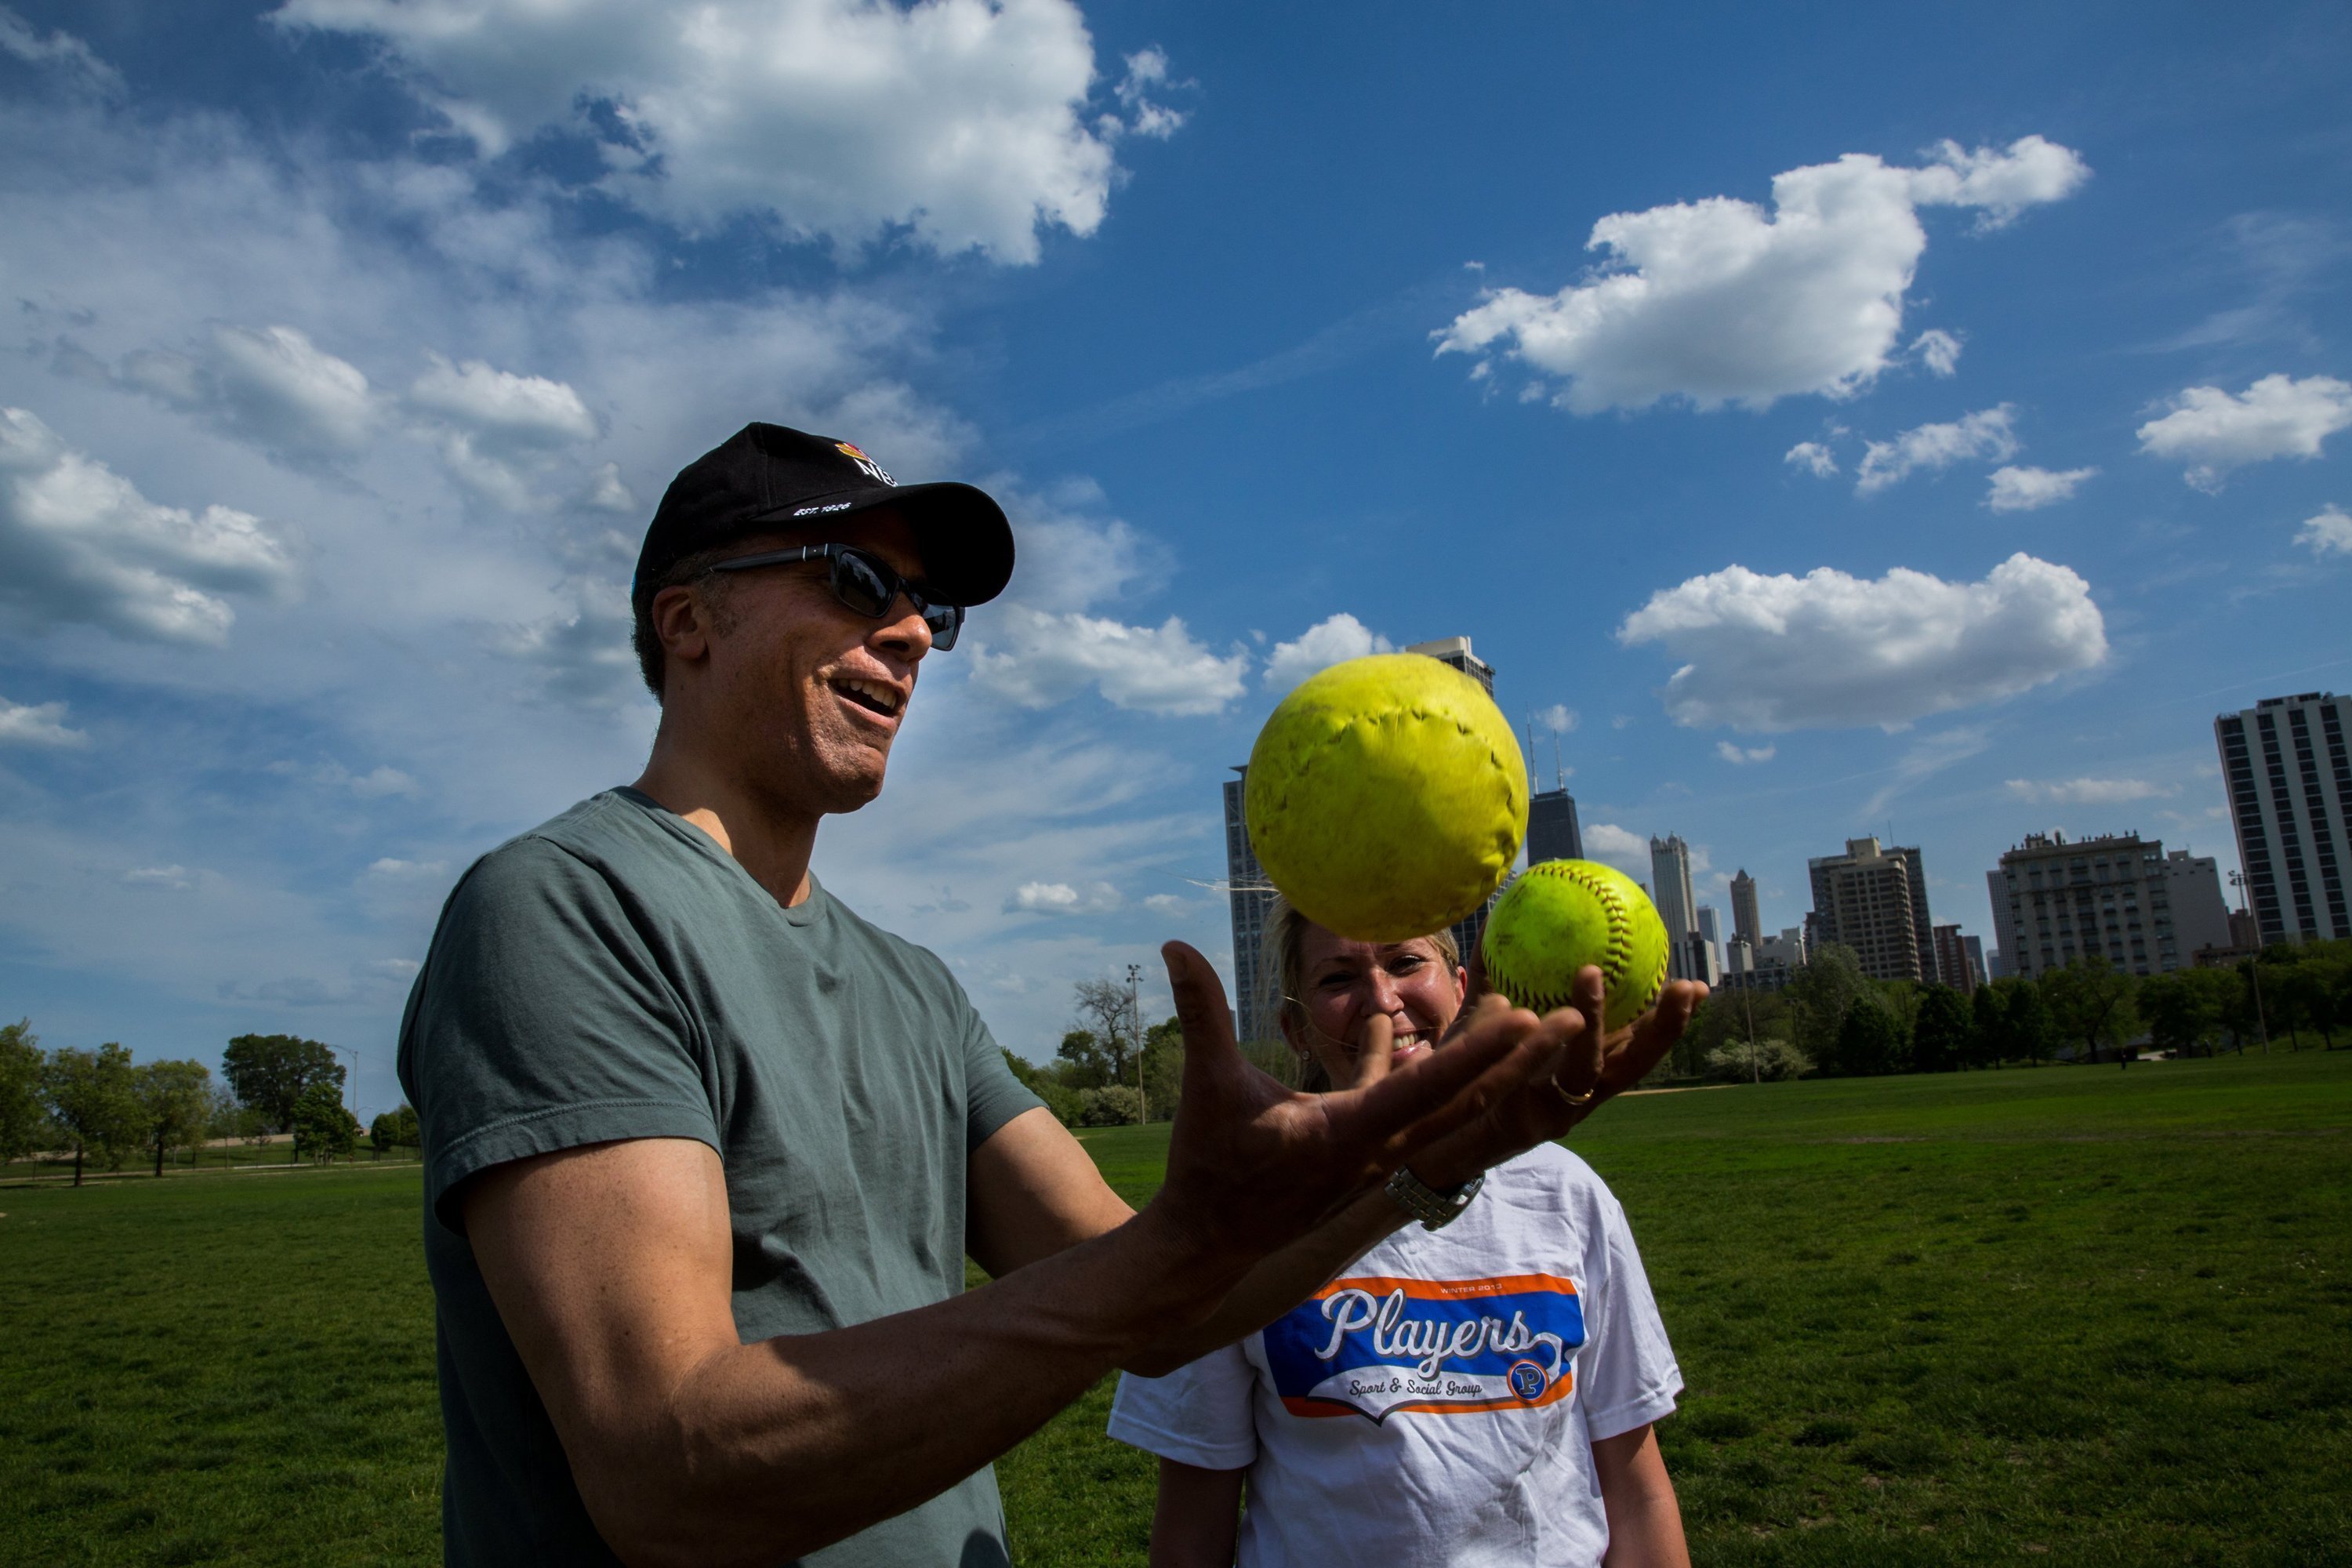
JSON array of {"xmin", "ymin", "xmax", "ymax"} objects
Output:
[
  {"xmin": 1481, "ymin": 859, "xmax": 1671, "ymax": 1032},
  {"xmin": 1245, "ymin": 653, "xmax": 1527, "ymax": 942}
]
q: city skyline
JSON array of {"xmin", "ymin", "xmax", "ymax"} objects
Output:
[{"xmin": 0, "ymin": 3, "xmax": 2343, "ymax": 1109}]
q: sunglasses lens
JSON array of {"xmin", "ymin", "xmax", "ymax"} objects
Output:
[
  {"xmin": 926, "ymin": 605, "xmax": 963, "ymax": 650},
  {"xmin": 830, "ymin": 550, "xmax": 894, "ymax": 617}
]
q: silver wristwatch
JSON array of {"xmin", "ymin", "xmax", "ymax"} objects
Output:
[{"xmin": 1385, "ymin": 1166, "xmax": 1485, "ymax": 1230}]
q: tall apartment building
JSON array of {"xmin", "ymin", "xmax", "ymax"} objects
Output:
[
  {"xmin": 1729, "ymin": 869, "xmax": 1761, "ymax": 947},
  {"xmin": 1649, "ymin": 833, "xmax": 1709, "ymax": 982},
  {"xmin": 1807, "ymin": 837, "xmax": 1932, "ymax": 982},
  {"xmin": 1984, "ymin": 830, "xmax": 2180, "ymax": 980},
  {"xmin": 1697, "ymin": 906, "xmax": 1724, "ymax": 978},
  {"xmin": 1221, "ymin": 766, "xmax": 1277, "ymax": 1044},
  {"xmin": 1929, "ymin": 923, "xmax": 1980, "ymax": 993},
  {"xmin": 1406, "ymin": 636, "xmax": 1495, "ymax": 696},
  {"xmin": 1527, "ymin": 787, "xmax": 1583, "ymax": 864},
  {"xmin": 2216, "ymin": 691, "xmax": 2350, "ymax": 944},
  {"xmin": 2160, "ymin": 848, "xmax": 2234, "ymax": 956}
]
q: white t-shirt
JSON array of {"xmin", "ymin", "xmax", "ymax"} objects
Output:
[{"xmin": 1109, "ymin": 1144, "xmax": 1680, "ymax": 1568}]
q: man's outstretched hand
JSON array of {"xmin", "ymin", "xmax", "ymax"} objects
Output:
[
  {"xmin": 1147, "ymin": 940, "xmax": 1575, "ymax": 1269},
  {"xmin": 1404, "ymin": 958, "xmax": 1708, "ymax": 1190}
]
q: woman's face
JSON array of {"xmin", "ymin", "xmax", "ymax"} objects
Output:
[{"xmin": 1287, "ymin": 924, "xmax": 1468, "ymax": 1091}]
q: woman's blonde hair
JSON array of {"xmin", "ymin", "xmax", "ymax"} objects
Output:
[{"xmin": 1262, "ymin": 893, "xmax": 1460, "ymax": 1093}]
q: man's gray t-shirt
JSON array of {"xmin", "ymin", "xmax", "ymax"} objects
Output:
[{"xmin": 397, "ymin": 787, "xmax": 1042, "ymax": 1567}]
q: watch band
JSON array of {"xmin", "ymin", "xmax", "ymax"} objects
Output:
[{"xmin": 1385, "ymin": 1166, "xmax": 1485, "ymax": 1231}]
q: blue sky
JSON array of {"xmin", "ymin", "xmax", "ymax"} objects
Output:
[{"xmin": 2, "ymin": 0, "xmax": 2347, "ymax": 1117}]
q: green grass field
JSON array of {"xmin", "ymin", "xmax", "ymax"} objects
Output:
[{"xmin": 4, "ymin": 1049, "xmax": 2347, "ymax": 1566}]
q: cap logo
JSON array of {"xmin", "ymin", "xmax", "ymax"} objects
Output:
[{"xmin": 835, "ymin": 441, "xmax": 895, "ymax": 486}]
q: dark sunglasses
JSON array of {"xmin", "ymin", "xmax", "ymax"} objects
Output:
[{"xmin": 706, "ymin": 544, "xmax": 966, "ymax": 650}]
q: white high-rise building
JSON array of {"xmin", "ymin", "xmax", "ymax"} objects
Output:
[
  {"xmin": 1985, "ymin": 829, "xmax": 2180, "ymax": 980},
  {"xmin": 2216, "ymin": 692, "xmax": 2350, "ymax": 945},
  {"xmin": 1221, "ymin": 767, "xmax": 1277, "ymax": 1044},
  {"xmin": 1808, "ymin": 837, "xmax": 1932, "ymax": 983},
  {"xmin": 2160, "ymin": 848, "xmax": 2234, "ymax": 957},
  {"xmin": 1649, "ymin": 834, "xmax": 1701, "ymax": 981}
]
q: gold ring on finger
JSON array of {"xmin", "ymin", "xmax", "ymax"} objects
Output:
[{"xmin": 1548, "ymin": 1074, "xmax": 1599, "ymax": 1110}]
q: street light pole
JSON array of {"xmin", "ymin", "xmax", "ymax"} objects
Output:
[
  {"xmin": 2228, "ymin": 871, "xmax": 2270, "ymax": 1054},
  {"xmin": 1126, "ymin": 964, "xmax": 1146, "ymax": 1124}
]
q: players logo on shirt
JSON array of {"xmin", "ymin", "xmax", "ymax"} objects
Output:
[{"xmin": 1261, "ymin": 1272, "xmax": 1586, "ymax": 1422}]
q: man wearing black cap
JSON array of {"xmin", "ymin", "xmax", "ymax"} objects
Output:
[{"xmin": 397, "ymin": 424, "xmax": 1699, "ymax": 1567}]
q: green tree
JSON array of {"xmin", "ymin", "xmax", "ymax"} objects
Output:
[
  {"xmin": 2274, "ymin": 951, "xmax": 2347, "ymax": 1049},
  {"xmin": 998, "ymin": 1050, "xmax": 1082, "ymax": 1127},
  {"xmin": 1076, "ymin": 1084, "xmax": 1142, "ymax": 1126},
  {"xmin": 1998, "ymin": 978, "xmax": 2059, "ymax": 1065},
  {"xmin": 1968, "ymin": 985, "xmax": 2005, "ymax": 1069},
  {"xmin": 0, "ymin": 1018, "xmax": 45, "ymax": 1164},
  {"xmin": 1786, "ymin": 944, "xmax": 1871, "ymax": 1065},
  {"xmin": 1910, "ymin": 985, "xmax": 1973, "ymax": 1073},
  {"xmin": 2042, "ymin": 958, "xmax": 2140, "ymax": 1066},
  {"xmin": 2139, "ymin": 971, "xmax": 2225, "ymax": 1056},
  {"xmin": 1140, "ymin": 1015, "xmax": 1184, "ymax": 1123},
  {"xmin": 1054, "ymin": 1029, "xmax": 1112, "ymax": 1091},
  {"xmin": 1831, "ymin": 996, "xmax": 1907, "ymax": 1076},
  {"xmin": 132, "ymin": 1058, "xmax": 216, "ymax": 1177},
  {"xmin": 221, "ymin": 1033, "xmax": 345, "ymax": 1156},
  {"xmin": 290, "ymin": 1080, "xmax": 358, "ymax": 1163},
  {"xmin": 369, "ymin": 1103, "xmax": 422, "ymax": 1155},
  {"xmin": 42, "ymin": 1043, "xmax": 143, "ymax": 1185}
]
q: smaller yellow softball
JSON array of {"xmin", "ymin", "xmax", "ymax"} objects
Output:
[{"xmin": 1481, "ymin": 859, "xmax": 1671, "ymax": 1031}]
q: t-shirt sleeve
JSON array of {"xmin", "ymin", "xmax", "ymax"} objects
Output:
[
  {"xmin": 405, "ymin": 837, "xmax": 721, "ymax": 1230},
  {"xmin": 958, "ymin": 994, "xmax": 1044, "ymax": 1150},
  {"xmin": 1106, "ymin": 1342, "xmax": 1261, "ymax": 1471},
  {"xmin": 1576, "ymin": 1190, "xmax": 1684, "ymax": 1443}
]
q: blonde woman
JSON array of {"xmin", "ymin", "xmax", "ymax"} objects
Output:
[{"xmin": 1109, "ymin": 898, "xmax": 1693, "ymax": 1567}]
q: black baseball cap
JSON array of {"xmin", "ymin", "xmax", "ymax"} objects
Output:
[{"xmin": 632, "ymin": 423, "xmax": 1014, "ymax": 615}]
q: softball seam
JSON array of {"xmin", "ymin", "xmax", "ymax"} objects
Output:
[{"xmin": 1490, "ymin": 862, "xmax": 1656, "ymax": 1017}]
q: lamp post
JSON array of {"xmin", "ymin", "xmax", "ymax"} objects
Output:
[
  {"xmin": 1126, "ymin": 963, "xmax": 1146, "ymax": 1124},
  {"xmin": 2227, "ymin": 871, "xmax": 2270, "ymax": 1054}
]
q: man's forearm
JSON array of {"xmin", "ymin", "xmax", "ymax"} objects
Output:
[
  {"xmin": 583, "ymin": 1202, "xmax": 1243, "ymax": 1568},
  {"xmin": 1123, "ymin": 1187, "xmax": 1408, "ymax": 1377}
]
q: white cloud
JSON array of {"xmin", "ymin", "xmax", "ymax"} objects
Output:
[
  {"xmin": 1987, "ymin": 464, "xmax": 2098, "ymax": 512},
  {"xmin": 1263, "ymin": 612, "xmax": 1394, "ymax": 693},
  {"xmin": 1715, "ymin": 741, "xmax": 1775, "ymax": 764},
  {"xmin": 0, "ymin": 694, "xmax": 87, "ymax": 746},
  {"xmin": 2297, "ymin": 504, "xmax": 2352, "ymax": 557},
  {"xmin": 1911, "ymin": 328, "xmax": 1962, "ymax": 376},
  {"xmin": 1784, "ymin": 441, "xmax": 1838, "ymax": 477},
  {"xmin": 969, "ymin": 607, "xmax": 1248, "ymax": 716},
  {"xmin": 1537, "ymin": 703, "xmax": 1577, "ymax": 734},
  {"xmin": 2136, "ymin": 374, "xmax": 2352, "ymax": 491},
  {"xmin": 2004, "ymin": 777, "xmax": 2169, "ymax": 804},
  {"xmin": 1855, "ymin": 405, "xmax": 2017, "ymax": 495},
  {"xmin": 492, "ymin": 580, "xmax": 646, "ymax": 709},
  {"xmin": 408, "ymin": 352, "xmax": 599, "ymax": 506},
  {"xmin": 0, "ymin": 5, "xmax": 122, "ymax": 95},
  {"xmin": 1581, "ymin": 822, "xmax": 1651, "ymax": 882},
  {"xmin": 365, "ymin": 856, "xmax": 452, "ymax": 881},
  {"xmin": 118, "ymin": 324, "xmax": 376, "ymax": 462},
  {"xmin": 268, "ymin": 758, "xmax": 422, "ymax": 798},
  {"xmin": 1904, "ymin": 136, "xmax": 2091, "ymax": 228},
  {"xmin": 1004, "ymin": 879, "xmax": 1122, "ymax": 915},
  {"xmin": 408, "ymin": 353, "xmax": 597, "ymax": 449},
  {"xmin": 1142, "ymin": 891, "xmax": 1189, "ymax": 914},
  {"xmin": 1434, "ymin": 137, "xmax": 2086, "ymax": 413},
  {"xmin": 1617, "ymin": 552, "xmax": 2108, "ymax": 732},
  {"xmin": 271, "ymin": 0, "xmax": 1174, "ymax": 263},
  {"xmin": 121, "ymin": 864, "xmax": 193, "ymax": 888},
  {"xmin": 1108, "ymin": 47, "xmax": 1189, "ymax": 140},
  {"xmin": 1860, "ymin": 725, "xmax": 1990, "ymax": 818},
  {"xmin": 0, "ymin": 405, "xmax": 297, "ymax": 644}
]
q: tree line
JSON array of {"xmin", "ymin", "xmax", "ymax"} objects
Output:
[
  {"xmin": 1672, "ymin": 938, "xmax": 2352, "ymax": 1083},
  {"xmin": 999, "ymin": 977, "xmax": 1210, "ymax": 1127},
  {"xmin": 0, "ymin": 1025, "xmax": 423, "ymax": 1185}
]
